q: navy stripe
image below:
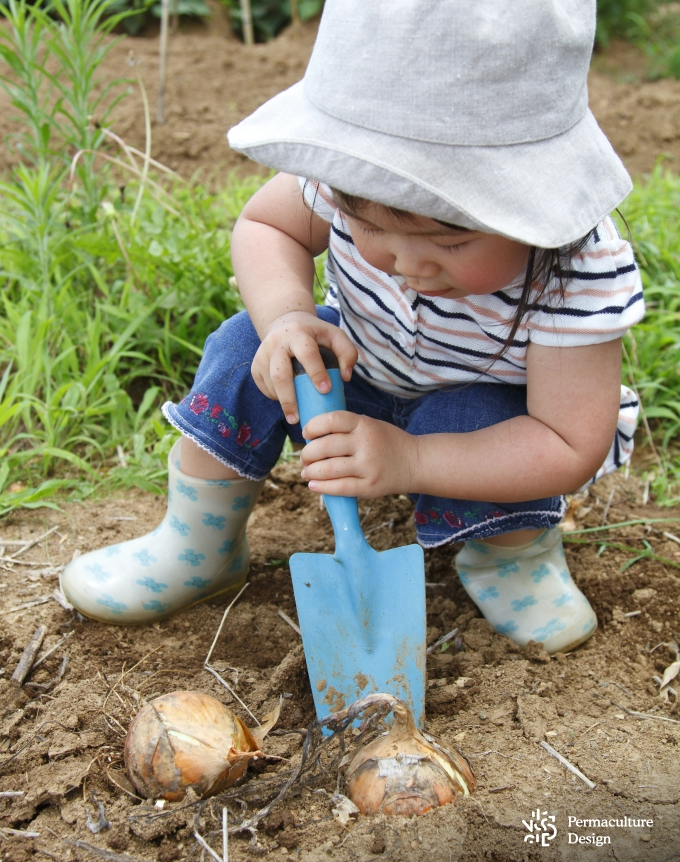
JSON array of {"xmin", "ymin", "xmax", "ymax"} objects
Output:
[
  {"xmin": 620, "ymin": 400, "xmax": 638, "ymax": 409},
  {"xmin": 556, "ymin": 263, "xmax": 636, "ymax": 281},
  {"xmin": 331, "ymin": 252, "xmax": 415, "ymax": 337},
  {"xmin": 331, "ymin": 222, "xmax": 354, "ymax": 245},
  {"xmin": 418, "ymin": 330, "xmax": 526, "ymax": 371}
]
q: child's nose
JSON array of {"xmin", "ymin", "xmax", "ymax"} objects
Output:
[{"xmin": 392, "ymin": 246, "xmax": 440, "ymax": 279}]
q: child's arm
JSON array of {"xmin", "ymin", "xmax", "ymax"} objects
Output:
[
  {"xmin": 232, "ymin": 172, "xmax": 357, "ymax": 424},
  {"xmin": 299, "ymin": 338, "xmax": 623, "ymax": 502}
]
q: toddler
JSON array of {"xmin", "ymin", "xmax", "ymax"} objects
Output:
[{"xmin": 62, "ymin": 0, "xmax": 644, "ymax": 655}]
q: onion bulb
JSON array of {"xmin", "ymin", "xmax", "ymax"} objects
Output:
[
  {"xmin": 124, "ymin": 691, "xmax": 278, "ymax": 801},
  {"xmin": 339, "ymin": 694, "xmax": 475, "ymax": 816}
]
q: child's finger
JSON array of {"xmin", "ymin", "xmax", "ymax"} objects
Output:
[
  {"xmin": 300, "ymin": 429, "xmax": 354, "ymax": 467},
  {"xmin": 292, "ymin": 338, "xmax": 332, "ymax": 395},
  {"xmin": 268, "ymin": 349, "xmax": 301, "ymax": 424},
  {"xmin": 302, "ymin": 410, "xmax": 356, "ymax": 440},
  {"xmin": 325, "ymin": 329, "xmax": 358, "ymax": 382}
]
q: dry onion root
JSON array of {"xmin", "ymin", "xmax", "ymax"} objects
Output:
[
  {"xmin": 326, "ymin": 693, "xmax": 475, "ymax": 817},
  {"xmin": 124, "ymin": 691, "xmax": 278, "ymax": 801}
]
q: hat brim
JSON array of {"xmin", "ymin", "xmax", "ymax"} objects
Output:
[{"xmin": 228, "ymin": 82, "xmax": 632, "ymax": 248}]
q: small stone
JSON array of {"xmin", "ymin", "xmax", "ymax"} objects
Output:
[
  {"xmin": 411, "ymin": 840, "xmax": 419, "ymax": 850},
  {"xmin": 640, "ymin": 835, "xmax": 651, "ymax": 842},
  {"xmin": 478, "ymin": 711, "xmax": 488, "ymax": 721}
]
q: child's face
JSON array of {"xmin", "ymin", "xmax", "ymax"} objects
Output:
[{"xmin": 340, "ymin": 202, "xmax": 530, "ymax": 299}]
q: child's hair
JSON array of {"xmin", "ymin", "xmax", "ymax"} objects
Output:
[{"xmin": 329, "ymin": 187, "xmax": 595, "ymax": 364}]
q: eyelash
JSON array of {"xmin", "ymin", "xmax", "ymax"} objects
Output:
[{"xmin": 356, "ymin": 222, "xmax": 467, "ymax": 251}]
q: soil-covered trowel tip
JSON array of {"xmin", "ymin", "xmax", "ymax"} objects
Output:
[
  {"xmin": 124, "ymin": 690, "xmax": 279, "ymax": 801},
  {"xmin": 326, "ymin": 693, "xmax": 475, "ymax": 816}
]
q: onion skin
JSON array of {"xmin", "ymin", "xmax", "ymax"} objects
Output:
[
  {"xmin": 343, "ymin": 695, "xmax": 476, "ymax": 816},
  {"xmin": 124, "ymin": 691, "xmax": 262, "ymax": 801}
]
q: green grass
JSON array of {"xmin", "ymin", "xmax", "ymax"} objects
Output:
[{"xmin": 616, "ymin": 162, "xmax": 680, "ymax": 503}]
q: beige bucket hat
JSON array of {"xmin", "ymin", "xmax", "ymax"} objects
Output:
[{"xmin": 228, "ymin": 0, "xmax": 632, "ymax": 248}]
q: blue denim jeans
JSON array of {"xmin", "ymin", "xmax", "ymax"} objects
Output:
[{"xmin": 163, "ymin": 307, "xmax": 565, "ymax": 547}]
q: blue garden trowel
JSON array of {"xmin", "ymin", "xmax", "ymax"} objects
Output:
[{"xmin": 289, "ymin": 349, "xmax": 426, "ymax": 727}]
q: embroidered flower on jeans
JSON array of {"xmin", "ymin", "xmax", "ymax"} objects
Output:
[
  {"xmin": 189, "ymin": 393, "xmax": 209, "ymax": 414},
  {"xmin": 210, "ymin": 403, "xmax": 224, "ymax": 419},
  {"xmin": 443, "ymin": 511, "xmax": 464, "ymax": 529},
  {"xmin": 176, "ymin": 480, "xmax": 198, "ymax": 501},
  {"xmin": 184, "ymin": 576, "xmax": 212, "ymax": 590},
  {"xmin": 203, "ymin": 513, "xmax": 226, "ymax": 530},
  {"xmin": 413, "ymin": 511, "xmax": 429, "ymax": 526},
  {"xmin": 232, "ymin": 495, "xmax": 251, "ymax": 511},
  {"xmin": 217, "ymin": 423, "xmax": 231, "ymax": 438},
  {"xmin": 136, "ymin": 577, "xmax": 168, "ymax": 593},
  {"xmin": 532, "ymin": 618, "xmax": 566, "ymax": 641},
  {"xmin": 178, "ymin": 549, "xmax": 206, "ymax": 567},
  {"xmin": 218, "ymin": 539, "xmax": 236, "ymax": 555},
  {"xmin": 170, "ymin": 515, "xmax": 190, "ymax": 536},
  {"xmin": 511, "ymin": 595, "xmax": 538, "ymax": 612},
  {"xmin": 85, "ymin": 563, "xmax": 111, "ymax": 583},
  {"xmin": 133, "ymin": 549, "xmax": 156, "ymax": 567},
  {"xmin": 96, "ymin": 594, "xmax": 127, "ymax": 614},
  {"xmin": 236, "ymin": 424, "xmax": 251, "ymax": 446}
]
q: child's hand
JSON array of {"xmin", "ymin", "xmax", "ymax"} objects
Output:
[
  {"xmin": 252, "ymin": 312, "xmax": 357, "ymax": 425},
  {"xmin": 299, "ymin": 411, "xmax": 417, "ymax": 498}
]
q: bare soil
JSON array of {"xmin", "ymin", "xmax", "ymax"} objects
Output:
[
  {"xmin": 0, "ymin": 460, "xmax": 679, "ymax": 862},
  {"xmin": 0, "ymin": 15, "xmax": 679, "ymax": 862},
  {"xmin": 0, "ymin": 15, "xmax": 679, "ymax": 179}
]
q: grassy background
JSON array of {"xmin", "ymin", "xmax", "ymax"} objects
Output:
[{"xmin": 0, "ymin": 0, "xmax": 679, "ymax": 517}]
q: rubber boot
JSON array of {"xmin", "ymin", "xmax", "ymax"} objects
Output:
[
  {"xmin": 454, "ymin": 528, "xmax": 597, "ymax": 654},
  {"xmin": 61, "ymin": 440, "xmax": 265, "ymax": 624}
]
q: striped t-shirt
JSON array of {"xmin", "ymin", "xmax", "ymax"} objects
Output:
[{"xmin": 302, "ymin": 179, "xmax": 645, "ymax": 480}]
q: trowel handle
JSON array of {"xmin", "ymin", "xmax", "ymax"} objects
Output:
[{"xmin": 293, "ymin": 349, "xmax": 368, "ymax": 557}]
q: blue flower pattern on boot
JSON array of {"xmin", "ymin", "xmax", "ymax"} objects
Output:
[
  {"xmin": 559, "ymin": 569, "xmax": 571, "ymax": 583},
  {"xmin": 203, "ymin": 513, "xmax": 226, "ymax": 530},
  {"xmin": 170, "ymin": 516, "xmax": 190, "ymax": 536},
  {"xmin": 532, "ymin": 618, "xmax": 566, "ymax": 641},
  {"xmin": 582, "ymin": 620, "xmax": 595, "ymax": 632},
  {"xmin": 207, "ymin": 479, "xmax": 232, "ymax": 487},
  {"xmin": 232, "ymin": 495, "xmax": 251, "ymax": 511},
  {"xmin": 218, "ymin": 539, "xmax": 236, "ymax": 555},
  {"xmin": 85, "ymin": 563, "xmax": 111, "ymax": 583},
  {"xmin": 184, "ymin": 576, "xmax": 212, "ymax": 589},
  {"xmin": 178, "ymin": 549, "xmax": 206, "ymax": 567},
  {"xmin": 142, "ymin": 599, "xmax": 172, "ymax": 614},
  {"xmin": 228, "ymin": 554, "xmax": 244, "ymax": 572},
  {"xmin": 477, "ymin": 586, "xmax": 499, "ymax": 601},
  {"xmin": 496, "ymin": 561, "xmax": 519, "ymax": 577},
  {"xmin": 457, "ymin": 568, "xmax": 470, "ymax": 585},
  {"xmin": 96, "ymin": 594, "xmax": 128, "ymax": 614},
  {"xmin": 176, "ymin": 480, "xmax": 198, "ymax": 501},
  {"xmin": 553, "ymin": 592, "xmax": 573, "ymax": 607},
  {"xmin": 136, "ymin": 577, "xmax": 168, "ymax": 593},
  {"xmin": 105, "ymin": 546, "xmax": 121, "ymax": 557},
  {"xmin": 511, "ymin": 595, "xmax": 538, "ymax": 612},
  {"xmin": 530, "ymin": 564, "xmax": 550, "ymax": 583},
  {"xmin": 495, "ymin": 621, "xmax": 519, "ymax": 636},
  {"xmin": 133, "ymin": 549, "xmax": 156, "ymax": 567}
]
